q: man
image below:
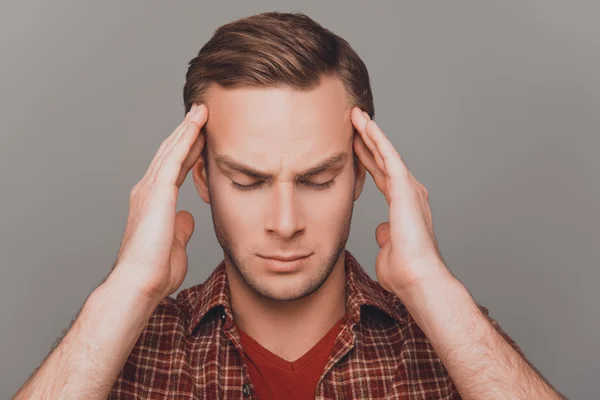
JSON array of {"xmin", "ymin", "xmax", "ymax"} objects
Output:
[{"xmin": 14, "ymin": 11, "xmax": 565, "ymax": 400}]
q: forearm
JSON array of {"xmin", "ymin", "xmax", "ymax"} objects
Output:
[
  {"xmin": 13, "ymin": 270, "xmax": 160, "ymax": 400},
  {"xmin": 395, "ymin": 271, "xmax": 563, "ymax": 400}
]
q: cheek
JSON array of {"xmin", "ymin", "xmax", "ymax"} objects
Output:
[
  {"xmin": 308, "ymin": 180, "xmax": 355, "ymax": 226},
  {"xmin": 210, "ymin": 176, "xmax": 260, "ymax": 236}
]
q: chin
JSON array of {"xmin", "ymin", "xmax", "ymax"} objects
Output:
[
  {"xmin": 249, "ymin": 262, "xmax": 333, "ymax": 302},
  {"xmin": 256, "ymin": 283, "xmax": 319, "ymax": 302}
]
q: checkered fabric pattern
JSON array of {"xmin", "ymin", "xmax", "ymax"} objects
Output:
[{"xmin": 109, "ymin": 249, "xmax": 525, "ymax": 399}]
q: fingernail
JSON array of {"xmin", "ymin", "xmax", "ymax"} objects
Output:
[
  {"xmin": 191, "ymin": 104, "xmax": 198, "ymax": 113},
  {"xmin": 362, "ymin": 111, "xmax": 370, "ymax": 120}
]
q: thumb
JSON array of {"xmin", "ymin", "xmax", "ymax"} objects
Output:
[
  {"xmin": 375, "ymin": 222, "xmax": 390, "ymax": 249},
  {"xmin": 174, "ymin": 210, "xmax": 195, "ymax": 248}
]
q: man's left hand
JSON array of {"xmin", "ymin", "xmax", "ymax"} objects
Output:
[{"xmin": 351, "ymin": 108, "xmax": 453, "ymax": 296}]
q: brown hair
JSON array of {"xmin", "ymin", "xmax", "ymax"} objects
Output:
[{"xmin": 183, "ymin": 11, "xmax": 374, "ymax": 174}]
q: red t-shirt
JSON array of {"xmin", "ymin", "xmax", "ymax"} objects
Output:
[{"xmin": 237, "ymin": 318, "xmax": 344, "ymax": 400}]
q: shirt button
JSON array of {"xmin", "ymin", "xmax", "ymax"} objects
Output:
[{"xmin": 242, "ymin": 383, "xmax": 251, "ymax": 396}]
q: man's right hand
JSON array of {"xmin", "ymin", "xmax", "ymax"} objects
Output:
[
  {"xmin": 111, "ymin": 103, "xmax": 208, "ymax": 301},
  {"xmin": 12, "ymin": 104, "xmax": 209, "ymax": 400}
]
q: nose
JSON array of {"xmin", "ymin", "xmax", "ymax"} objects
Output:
[{"xmin": 264, "ymin": 182, "xmax": 306, "ymax": 239}]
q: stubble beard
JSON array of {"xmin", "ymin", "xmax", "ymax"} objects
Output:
[{"xmin": 210, "ymin": 193, "xmax": 354, "ymax": 302}]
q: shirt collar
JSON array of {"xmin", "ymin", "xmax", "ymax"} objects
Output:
[{"xmin": 179, "ymin": 249, "xmax": 408, "ymax": 336}]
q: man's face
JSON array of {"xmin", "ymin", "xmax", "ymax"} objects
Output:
[{"xmin": 193, "ymin": 75, "xmax": 366, "ymax": 301}]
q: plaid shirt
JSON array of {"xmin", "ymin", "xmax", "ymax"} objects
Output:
[{"xmin": 109, "ymin": 249, "xmax": 525, "ymax": 399}]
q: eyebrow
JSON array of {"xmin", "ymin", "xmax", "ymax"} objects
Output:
[{"xmin": 214, "ymin": 151, "xmax": 349, "ymax": 181}]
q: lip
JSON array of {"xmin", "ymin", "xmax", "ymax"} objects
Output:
[
  {"xmin": 258, "ymin": 254, "xmax": 312, "ymax": 272},
  {"xmin": 259, "ymin": 254, "xmax": 312, "ymax": 261}
]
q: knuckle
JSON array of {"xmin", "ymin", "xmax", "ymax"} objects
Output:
[
  {"xmin": 129, "ymin": 181, "xmax": 146, "ymax": 201},
  {"xmin": 154, "ymin": 142, "xmax": 167, "ymax": 158},
  {"xmin": 160, "ymin": 136, "xmax": 171, "ymax": 149},
  {"xmin": 401, "ymin": 168, "xmax": 411, "ymax": 181},
  {"xmin": 129, "ymin": 185, "xmax": 139, "ymax": 199}
]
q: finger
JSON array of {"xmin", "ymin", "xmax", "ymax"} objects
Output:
[
  {"xmin": 363, "ymin": 118, "xmax": 407, "ymax": 183},
  {"xmin": 353, "ymin": 131, "xmax": 388, "ymax": 199},
  {"xmin": 375, "ymin": 221, "xmax": 390, "ymax": 249},
  {"xmin": 159, "ymin": 104, "xmax": 206, "ymax": 166},
  {"xmin": 363, "ymin": 118, "xmax": 387, "ymax": 175},
  {"xmin": 145, "ymin": 104, "xmax": 199, "ymax": 181},
  {"xmin": 156, "ymin": 105, "xmax": 208, "ymax": 185},
  {"xmin": 351, "ymin": 108, "xmax": 386, "ymax": 175},
  {"xmin": 176, "ymin": 129, "xmax": 205, "ymax": 187},
  {"xmin": 357, "ymin": 109, "xmax": 386, "ymax": 173},
  {"xmin": 173, "ymin": 209, "xmax": 195, "ymax": 247},
  {"xmin": 168, "ymin": 211, "xmax": 194, "ymax": 295},
  {"xmin": 149, "ymin": 104, "xmax": 204, "ymax": 181}
]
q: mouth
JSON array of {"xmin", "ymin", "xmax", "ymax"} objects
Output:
[
  {"xmin": 259, "ymin": 253, "xmax": 312, "ymax": 261},
  {"xmin": 257, "ymin": 254, "xmax": 312, "ymax": 272}
]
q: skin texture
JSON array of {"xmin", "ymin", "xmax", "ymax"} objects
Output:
[
  {"xmin": 192, "ymin": 75, "xmax": 366, "ymax": 360},
  {"xmin": 13, "ymin": 105, "xmax": 210, "ymax": 400},
  {"xmin": 349, "ymin": 107, "xmax": 565, "ymax": 399},
  {"xmin": 191, "ymin": 75, "xmax": 566, "ymax": 397},
  {"xmin": 13, "ymin": 72, "xmax": 565, "ymax": 399}
]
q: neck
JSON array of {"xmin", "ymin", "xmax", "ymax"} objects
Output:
[{"xmin": 226, "ymin": 251, "xmax": 347, "ymax": 361}]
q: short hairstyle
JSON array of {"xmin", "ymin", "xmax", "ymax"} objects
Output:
[{"xmin": 183, "ymin": 11, "xmax": 374, "ymax": 174}]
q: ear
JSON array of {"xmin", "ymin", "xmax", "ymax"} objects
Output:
[
  {"xmin": 353, "ymin": 153, "xmax": 366, "ymax": 201},
  {"xmin": 192, "ymin": 156, "xmax": 211, "ymax": 204}
]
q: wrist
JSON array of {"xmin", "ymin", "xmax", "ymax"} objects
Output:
[
  {"xmin": 392, "ymin": 268, "xmax": 468, "ymax": 328},
  {"xmin": 77, "ymin": 270, "xmax": 162, "ymax": 353},
  {"xmin": 393, "ymin": 271, "xmax": 477, "ymax": 339},
  {"xmin": 17, "ymin": 269, "xmax": 164, "ymax": 400},
  {"xmin": 392, "ymin": 263, "xmax": 458, "ymax": 304},
  {"xmin": 104, "ymin": 265, "xmax": 166, "ymax": 310}
]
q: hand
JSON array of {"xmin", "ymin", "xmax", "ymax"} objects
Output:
[
  {"xmin": 351, "ymin": 108, "xmax": 451, "ymax": 296},
  {"xmin": 110, "ymin": 104, "xmax": 208, "ymax": 301}
]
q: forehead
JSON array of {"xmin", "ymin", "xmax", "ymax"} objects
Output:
[{"xmin": 202, "ymin": 75, "xmax": 353, "ymax": 172}]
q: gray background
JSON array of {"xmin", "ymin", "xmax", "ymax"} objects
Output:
[{"xmin": 1, "ymin": 1, "xmax": 597, "ymax": 398}]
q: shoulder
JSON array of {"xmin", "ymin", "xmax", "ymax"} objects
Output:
[
  {"xmin": 141, "ymin": 295, "xmax": 189, "ymax": 338},
  {"xmin": 357, "ymin": 291, "xmax": 525, "ymax": 397},
  {"xmin": 108, "ymin": 295, "xmax": 194, "ymax": 399},
  {"xmin": 349, "ymin": 289, "xmax": 461, "ymax": 398},
  {"xmin": 358, "ymin": 277, "xmax": 524, "ymax": 359},
  {"xmin": 385, "ymin": 299, "xmax": 524, "ymax": 359}
]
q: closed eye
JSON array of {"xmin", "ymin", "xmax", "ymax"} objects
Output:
[{"xmin": 231, "ymin": 179, "xmax": 335, "ymax": 191}]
